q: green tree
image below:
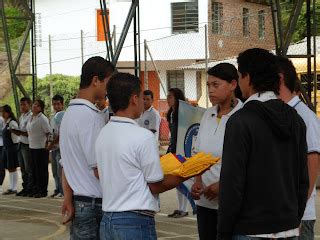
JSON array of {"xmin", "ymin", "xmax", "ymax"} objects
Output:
[
  {"xmin": 0, "ymin": 74, "xmax": 80, "ymax": 117},
  {"xmin": 281, "ymin": 0, "xmax": 320, "ymax": 43},
  {"xmin": 4, "ymin": 6, "xmax": 28, "ymax": 39}
]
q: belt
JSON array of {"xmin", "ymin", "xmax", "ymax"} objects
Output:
[{"xmin": 73, "ymin": 195, "xmax": 102, "ymax": 204}]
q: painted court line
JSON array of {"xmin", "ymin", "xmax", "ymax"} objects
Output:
[
  {"xmin": 156, "ymin": 219, "xmax": 198, "ymax": 229},
  {"xmin": 157, "ymin": 212, "xmax": 197, "ymax": 221}
]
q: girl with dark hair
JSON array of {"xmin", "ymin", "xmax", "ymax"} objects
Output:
[
  {"xmin": 2, "ymin": 105, "xmax": 19, "ymax": 195},
  {"xmin": 190, "ymin": 63, "xmax": 243, "ymax": 240},
  {"xmin": 166, "ymin": 88, "xmax": 194, "ymax": 218},
  {"xmin": 166, "ymin": 88, "xmax": 185, "ymax": 154},
  {"xmin": 26, "ymin": 100, "xmax": 51, "ymax": 198}
]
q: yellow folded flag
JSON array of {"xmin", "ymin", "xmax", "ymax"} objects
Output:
[{"xmin": 160, "ymin": 152, "xmax": 220, "ymax": 178}]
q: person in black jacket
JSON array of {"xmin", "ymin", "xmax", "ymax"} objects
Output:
[{"xmin": 217, "ymin": 48, "xmax": 309, "ymax": 240}]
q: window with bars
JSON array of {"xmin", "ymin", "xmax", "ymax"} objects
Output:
[
  {"xmin": 212, "ymin": 1, "xmax": 223, "ymax": 34},
  {"xmin": 171, "ymin": 1, "xmax": 199, "ymax": 34},
  {"xmin": 258, "ymin": 10, "xmax": 265, "ymax": 39},
  {"xmin": 167, "ymin": 70, "xmax": 185, "ymax": 92},
  {"xmin": 243, "ymin": 8, "xmax": 250, "ymax": 37}
]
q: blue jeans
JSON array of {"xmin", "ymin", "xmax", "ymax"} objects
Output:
[
  {"xmin": 300, "ymin": 220, "xmax": 316, "ymax": 240},
  {"xmin": 100, "ymin": 212, "xmax": 157, "ymax": 240},
  {"xmin": 233, "ymin": 235, "xmax": 299, "ymax": 240},
  {"xmin": 51, "ymin": 149, "xmax": 63, "ymax": 194},
  {"xmin": 70, "ymin": 199, "xmax": 102, "ymax": 240}
]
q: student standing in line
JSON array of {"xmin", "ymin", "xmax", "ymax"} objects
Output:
[
  {"xmin": 217, "ymin": 48, "xmax": 309, "ymax": 240},
  {"xmin": 96, "ymin": 73, "xmax": 200, "ymax": 240},
  {"xmin": 26, "ymin": 100, "xmax": 51, "ymax": 198},
  {"xmin": 277, "ymin": 56, "xmax": 320, "ymax": 240},
  {"xmin": 191, "ymin": 63, "xmax": 243, "ymax": 240},
  {"xmin": 137, "ymin": 90, "xmax": 161, "ymax": 141},
  {"xmin": 166, "ymin": 88, "xmax": 194, "ymax": 218},
  {"xmin": 2, "ymin": 105, "xmax": 19, "ymax": 195},
  {"xmin": 11, "ymin": 97, "xmax": 33, "ymax": 197},
  {"xmin": 47, "ymin": 94, "xmax": 65, "ymax": 198},
  {"xmin": 60, "ymin": 56, "xmax": 114, "ymax": 239},
  {"xmin": 0, "ymin": 107, "xmax": 4, "ymax": 193}
]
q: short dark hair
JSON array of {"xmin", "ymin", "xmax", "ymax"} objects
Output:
[
  {"xmin": 237, "ymin": 48, "xmax": 280, "ymax": 94},
  {"xmin": 107, "ymin": 73, "xmax": 141, "ymax": 113},
  {"xmin": 20, "ymin": 97, "xmax": 31, "ymax": 105},
  {"xmin": 80, "ymin": 56, "xmax": 115, "ymax": 89},
  {"xmin": 35, "ymin": 99, "xmax": 45, "ymax": 113},
  {"xmin": 276, "ymin": 56, "xmax": 298, "ymax": 93},
  {"xmin": 144, "ymin": 90, "xmax": 154, "ymax": 99},
  {"xmin": 52, "ymin": 94, "xmax": 64, "ymax": 104}
]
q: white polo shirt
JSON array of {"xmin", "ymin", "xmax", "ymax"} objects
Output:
[
  {"xmin": 96, "ymin": 116, "xmax": 164, "ymax": 212},
  {"xmin": 137, "ymin": 106, "xmax": 161, "ymax": 141},
  {"xmin": 60, "ymin": 99, "xmax": 105, "ymax": 198},
  {"xmin": 288, "ymin": 96, "xmax": 320, "ymax": 221},
  {"xmin": 194, "ymin": 99, "xmax": 243, "ymax": 209},
  {"xmin": 19, "ymin": 111, "xmax": 32, "ymax": 144},
  {"xmin": 26, "ymin": 113, "xmax": 50, "ymax": 149},
  {"xmin": 50, "ymin": 111, "xmax": 65, "ymax": 149}
]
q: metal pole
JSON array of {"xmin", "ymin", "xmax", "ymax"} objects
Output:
[
  {"xmin": 313, "ymin": 0, "xmax": 317, "ymax": 110},
  {"xmin": 99, "ymin": 0, "xmax": 111, "ymax": 61},
  {"xmin": 49, "ymin": 34, "xmax": 53, "ymax": 113},
  {"xmin": 275, "ymin": 0, "xmax": 285, "ymax": 55},
  {"xmin": 31, "ymin": 0, "xmax": 37, "ymax": 101},
  {"xmin": 102, "ymin": 0, "xmax": 114, "ymax": 61},
  {"xmin": 81, "ymin": 30, "xmax": 84, "ymax": 66},
  {"xmin": 144, "ymin": 39, "xmax": 148, "ymax": 90},
  {"xmin": 113, "ymin": 25, "xmax": 116, "ymax": 54},
  {"xmin": 269, "ymin": 0, "xmax": 280, "ymax": 54},
  {"xmin": 205, "ymin": 24, "xmax": 209, "ymax": 108},
  {"xmin": 112, "ymin": 0, "xmax": 138, "ymax": 66},
  {"xmin": 0, "ymin": 0, "xmax": 20, "ymax": 115},
  {"xmin": 145, "ymin": 42, "xmax": 167, "ymax": 96},
  {"xmin": 137, "ymin": 1, "xmax": 141, "ymax": 77},
  {"xmin": 307, "ymin": 0, "xmax": 312, "ymax": 100}
]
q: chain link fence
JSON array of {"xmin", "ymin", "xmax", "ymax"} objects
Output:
[{"xmin": 4, "ymin": 6, "xmax": 317, "ymax": 152}]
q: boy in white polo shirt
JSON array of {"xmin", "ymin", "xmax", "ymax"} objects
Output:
[
  {"xmin": 60, "ymin": 56, "xmax": 115, "ymax": 239},
  {"xmin": 278, "ymin": 56, "xmax": 320, "ymax": 240},
  {"xmin": 137, "ymin": 90, "xmax": 161, "ymax": 141},
  {"xmin": 96, "ymin": 73, "xmax": 193, "ymax": 240}
]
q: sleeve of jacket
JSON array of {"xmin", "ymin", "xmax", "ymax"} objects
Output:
[
  {"xmin": 217, "ymin": 114, "xmax": 251, "ymax": 240},
  {"xmin": 298, "ymin": 118, "xmax": 309, "ymax": 221}
]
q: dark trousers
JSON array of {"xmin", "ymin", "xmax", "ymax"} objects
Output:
[
  {"xmin": 19, "ymin": 143, "xmax": 33, "ymax": 191},
  {"xmin": 30, "ymin": 148, "xmax": 49, "ymax": 194},
  {"xmin": 0, "ymin": 146, "xmax": 5, "ymax": 185},
  {"xmin": 197, "ymin": 205, "xmax": 218, "ymax": 240}
]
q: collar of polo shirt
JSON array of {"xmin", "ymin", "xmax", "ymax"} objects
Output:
[{"xmin": 69, "ymin": 98, "xmax": 101, "ymax": 112}]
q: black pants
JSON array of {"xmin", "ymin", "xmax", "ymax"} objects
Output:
[
  {"xmin": 197, "ymin": 205, "xmax": 218, "ymax": 240},
  {"xmin": 30, "ymin": 148, "xmax": 49, "ymax": 194},
  {"xmin": 0, "ymin": 146, "xmax": 5, "ymax": 185}
]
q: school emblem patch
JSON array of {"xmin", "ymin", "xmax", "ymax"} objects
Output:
[{"xmin": 184, "ymin": 123, "xmax": 200, "ymax": 158}]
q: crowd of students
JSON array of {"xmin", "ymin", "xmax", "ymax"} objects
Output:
[
  {"xmin": 0, "ymin": 48, "xmax": 318, "ymax": 240},
  {"xmin": 0, "ymin": 96, "xmax": 65, "ymax": 198}
]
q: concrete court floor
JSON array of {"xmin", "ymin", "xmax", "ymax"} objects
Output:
[{"xmin": 0, "ymin": 165, "xmax": 319, "ymax": 240}]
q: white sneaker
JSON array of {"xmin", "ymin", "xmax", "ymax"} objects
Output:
[
  {"xmin": 0, "ymin": 186, "xmax": 3, "ymax": 194},
  {"xmin": 54, "ymin": 193, "xmax": 64, "ymax": 199}
]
